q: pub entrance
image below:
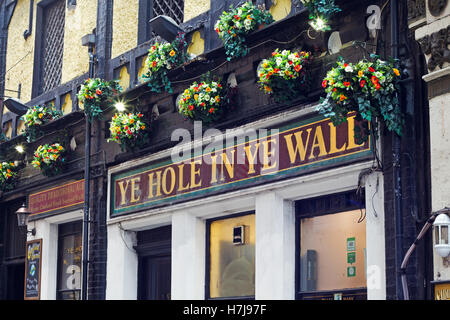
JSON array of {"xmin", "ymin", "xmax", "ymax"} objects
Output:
[
  {"xmin": 0, "ymin": 199, "xmax": 26, "ymax": 300},
  {"xmin": 135, "ymin": 226, "xmax": 171, "ymax": 300}
]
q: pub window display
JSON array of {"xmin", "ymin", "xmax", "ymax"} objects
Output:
[
  {"xmin": 207, "ymin": 213, "xmax": 255, "ymax": 299},
  {"xmin": 56, "ymin": 222, "xmax": 82, "ymax": 300},
  {"xmin": 299, "ymin": 209, "xmax": 367, "ymax": 298}
]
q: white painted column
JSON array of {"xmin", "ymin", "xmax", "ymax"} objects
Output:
[
  {"xmin": 255, "ymin": 192, "xmax": 295, "ymax": 300},
  {"xmin": 365, "ymin": 171, "xmax": 386, "ymax": 300},
  {"xmin": 30, "ymin": 219, "xmax": 58, "ymax": 300},
  {"xmin": 105, "ymin": 223, "xmax": 138, "ymax": 300},
  {"xmin": 171, "ymin": 212, "xmax": 205, "ymax": 300}
]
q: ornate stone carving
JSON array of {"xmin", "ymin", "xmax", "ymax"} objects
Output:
[
  {"xmin": 428, "ymin": 0, "xmax": 448, "ymax": 17},
  {"xmin": 418, "ymin": 26, "xmax": 450, "ymax": 71},
  {"xmin": 408, "ymin": 0, "xmax": 426, "ymax": 21}
]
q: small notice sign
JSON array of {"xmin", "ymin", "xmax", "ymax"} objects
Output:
[
  {"xmin": 347, "ymin": 266, "xmax": 356, "ymax": 278},
  {"xmin": 347, "ymin": 237, "xmax": 356, "ymax": 252},
  {"xmin": 24, "ymin": 239, "xmax": 42, "ymax": 300}
]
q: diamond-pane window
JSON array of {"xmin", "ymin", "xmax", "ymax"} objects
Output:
[
  {"xmin": 153, "ymin": 0, "xmax": 184, "ymax": 25},
  {"xmin": 39, "ymin": 0, "xmax": 66, "ymax": 95}
]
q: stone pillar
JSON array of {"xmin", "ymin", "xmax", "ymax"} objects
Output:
[
  {"xmin": 415, "ymin": 0, "xmax": 450, "ymax": 284},
  {"xmin": 105, "ymin": 223, "xmax": 138, "ymax": 300},
  {"xmin": 171, "ymin": 212, "xmax": 206, "ymax": 300},
  {"xmin": 255, "ymin": 192, "xmax": 295, "ymax": 300}
]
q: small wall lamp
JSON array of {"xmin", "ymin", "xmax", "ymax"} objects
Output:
[
  {"xmin": 433, "ymin": 211, "xmax": 450, "ymax": 258},
  {"xmin": 15, "ymin": 203, "xmax": 36, "ymax": 236}
]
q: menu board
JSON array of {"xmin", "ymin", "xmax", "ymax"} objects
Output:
[{"xmin": 24, "ymin": 239, "xmax": 42, "ymax": 300}]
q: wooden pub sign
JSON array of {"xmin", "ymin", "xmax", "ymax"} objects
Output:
[
  {"xmin": 110, "ymin": 114, "xmax": 372, "ymax": 217},
  {"xmin": 24, "ymin": 239, "xmax": 42, "ymax": 300}
]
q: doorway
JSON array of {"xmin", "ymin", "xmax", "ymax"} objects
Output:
[{"xmin": 136, "ymin": 226, "xmax": 171, "ymax": 300}]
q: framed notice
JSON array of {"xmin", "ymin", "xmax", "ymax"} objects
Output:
[{"xmin": 24, "ymin": 239, "xmax": 42, "ymax": 300}]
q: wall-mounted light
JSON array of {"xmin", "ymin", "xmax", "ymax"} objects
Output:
[
  {"xmin": 310, "ymin": 16, "xmax": 329, "ymax": 32},
  {"xmin": 115, "ymin": 102, "xmax": 126, "ymax": 112},
  {"xmin": 433, "ymin": 213, "xmax": 450, "ymax": 258},
  {"xmin": 15, "ymin": 144, "xmax": 25, "ymax": 154},
  {"xmin": 15, "ymin": 203, "xmax": 36, "ymax": 236}
]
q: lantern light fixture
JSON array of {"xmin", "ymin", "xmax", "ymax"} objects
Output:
[
  {"xmin": 15, "ymin": 203, "xmax": 36, "ymax": 236},
  {"xmin": 433, "ymin": 212, "xmax": 450, "ymax": 258},
  {"xmin": 15, "ymin": 144, "xmax": 25, "ymax": 154},
  {"xmin": 115, "ymin": 101, "xmax": 126, "ymax": 112}
]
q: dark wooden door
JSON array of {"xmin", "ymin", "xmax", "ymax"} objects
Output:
[{"xmin": 140, "ymin": 255, "xmax": 171, "ymax": 300}]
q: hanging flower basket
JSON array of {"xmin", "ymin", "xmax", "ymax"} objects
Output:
[
  {"xmin": 300, "ymin": 0, "xmax": 341, "ymax": 31},
  {"xmin": 21, "ymin": 105, "xmax": 63, "ymax": 142},
  {"xmin": 215, "ymin": 1, "xmax": 274, "ymax": 60},
  {"xmin": 142, "ymin": 33, "xmax": 188, "ymax": 94},
  {"xmin": 32, "ymin": 143, "xmax": 67, "ymax": 177},
  {"xmin": 0, "ymin": 161, "xmax": 19, "ymax": 192},
  {"xmin": 77, "ymin": 78, "xmax": 122, "ymax": 122},
  {"xmin": 258, "ymin": 49, "xmax": 312, "ymax": 102},
  {"xmin": 107, "ymin": 112, "xmax": 150, "ymax": 152},
  {"xmin": 317, "ymin": 56, "xmax": 403, "ymax": 143},
  {"xmin": 178, "ymin": 78, "xmax": 234, "ymax": 123}
]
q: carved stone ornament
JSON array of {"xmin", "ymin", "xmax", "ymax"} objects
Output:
[
  {"xmin": 418, "ymin": 26, "xmax": 450, "ymax": 71},
  {"xmin": 408, "ymin": 0, "xmax": 426, "ymax": 21},
  {"xmin": 428, "ymin": 0, "xmax": 448, "ymax": 17}
]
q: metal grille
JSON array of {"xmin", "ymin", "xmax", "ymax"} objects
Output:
[
  {"xmin": 153, "ymin": 0, "xmax": 184, "ymax": 25},
  {"xmin": 39, "ymin": 0, "xmax": 66, "ymax": 95}
]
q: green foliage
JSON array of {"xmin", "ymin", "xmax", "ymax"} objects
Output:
[
  {"xmin": 0, "ymin": 161, "xmax": 19, "ymax": 192},
  {"xmin": 317, "ymin": 56, "xmax": 404, "ymax": 143},
  {"xmin": 77, "ymin": 78, "xmax": 122, "ymax": 122},
  {"xmin": 31, "ymin": 143, "xmax": 67, "ymax": 177},
  {"xmin": 178, "ymin": 73, "xmax": 236, "ymax": 124},
  {"xmin": 108, "ymin": 112, "xmax": 150, "ymax": 152},
  {"xmin": 21, "ymin": 105, "xmax": 63, "ymax": 142},
  {"xmin": 142, "ymin": 33, "xmax": 188, "ymax": 94},
  {"xmin": 215, "ymin": 2, "xmax": 274, "ymax": 60},
  {"xmin": 300, "ymin": 0, "xmax": 341, "ymax": 31},
  {"xmin": 258, "ymin": 49, "xmax": 312, "ymax": 103}
]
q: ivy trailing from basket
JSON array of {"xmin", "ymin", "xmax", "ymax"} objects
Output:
[
  {"xmin": 107, "ymin": 112, "xmax": 150, "ymax": 152},
  {"xmin": 21, "ymin": 105, "xmax": 63, "ymax": 142},
  {"xmin": 215, "ymin": 1, "xmax": 274, "ymax": 60},
  {"xmin": 178, "ymin": 74, "xmax": 236, "ymax": 123},
  {"xmin": 316, "ymin": 56, "xmax": 403, "ymax": 144},
  {"xmin": 142, "ymin": 33, "xmax": 188, "ymax": 94},
  {"xmin": 299, "ymin": 0, "xmax": 341, "ymax": 31},
  {"xmin": 258, "ymin": 49, "xmax": 312, "ymax": 102},
  {"xmin": 0, "ymin": 161, "xmax": 19, "ymax": 192},
  {"xmin": 32, "ymin": 143, "xmax": 67, "ymax": 177},
  {"xmin": 77, "ymin": 78, "xmax": 122, "ymax": 122}
]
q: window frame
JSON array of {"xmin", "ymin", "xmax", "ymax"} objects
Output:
[
  {"xmin": 205, "ymin": 211, "xmax": 256, "ymax": 300},
  {"xmin": 295, "ymin": 190, "xmax": 368, "ymax": 300},
  {"xmin": 56, "ymin": 220, "xmax": 82, "ymax": 301}
]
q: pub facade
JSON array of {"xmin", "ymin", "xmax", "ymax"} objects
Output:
[{"xmin": 0, "ymin": 0, "xmax": 438, "ymax": 300}]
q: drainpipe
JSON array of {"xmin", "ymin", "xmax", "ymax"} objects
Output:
[
  {"xmin": 391, "ymin": 0, "xmax": 404, "ymax": 300},
  {"xmin": 81, "ymin": 41, "xmax": 95, "ymax": 301}
]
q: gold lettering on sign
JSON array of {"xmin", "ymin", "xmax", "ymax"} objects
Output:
[
  {"xmin": 261, "ymin": 138, "xmax": 278, "ymax": 172},
  {"xmin": 130, "ymin": 177, "xmax": 141, "ymax": 203},
  {"xmin": 309, "ymin": 126, "xmax": 328, "ymax": 160},
  {"xmin": 177, "ymin": 164, "xmax": 190, "ymax": 192},
  {"xmin": 148, "ymin": 171, "xmax": 162, "ymax": 199},
  {"xmin": 244, "ymin": 143, "xmax": 259, "ymax": 175},
  {"xmin": 162, "ymin": 167, "xmax": 176, "ymax": 195},
  {"xmin": 118, "ymin": 180, "xmax": 130, "ymax": 206},
  {"xmin": 284, "ymin": 128, "xmax": 312, "ymax": 164},
  {"xmin": 328, "ymin": 122, "xmax": 347, "ymax": 154},
  {"xmin": 191, "ymin": 160, "xmax": 202, "ymax": 188}
]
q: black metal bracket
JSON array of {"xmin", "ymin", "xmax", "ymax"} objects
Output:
[{"xmin": 23, "ymin": 0, "xmax": 34, "ymax": 40}]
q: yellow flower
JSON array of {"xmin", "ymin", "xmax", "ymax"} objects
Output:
[
  {"xmin": 39, "ymin": 113, "xmax": 44, "ymax": 119},
  {"xmin": 205, "ymin": 87, "xmax": 211, "ymax": 92},
  {"xmin": 194, "ymin": 94, "xmax": 199, "ymax": 101},
  {"xmin": 358, "ymin": 70, "xmax": 364, "ymax": 77},
  {"xmin": 141, "ymin": 125, "xmax": 146, "ymax": 130},
  {"xmin": 169, "ymin": 50, "xmax": 176, "ymax": 57},
  {"xmin": 393, "ymin": 68, "xmax": 400, "ymax": 76},
  {"xmin": 58, "ymin": 146, "xmax": 63, "ymax": 151},
  {"xmin": 215, "ymin": 96, "xmax": 220, "ymax": 102}
]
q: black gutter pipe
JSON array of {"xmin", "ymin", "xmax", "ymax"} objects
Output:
[
  {"xmin": 81, "ymin": 44, "xmax": 95, "ymax": 301},
  {"xmin": 391, "ymin": 0, "xmax": 404, "ymax": 300}
]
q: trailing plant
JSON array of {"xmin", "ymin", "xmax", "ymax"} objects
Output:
[
  {"xmin": 0, "ymin": 132, "xmax": 7, "ymax": 143},
  {"xmin": 142, "ymin": 33, "xmax": 188, "ymax": 94},
  {"xmin": 178, "ymin": 74, "xmax": 235, "ymax": 123},
  {"xmin": 317, "ymin": 56, "xmax": 403, "ymax": 144},
  {"xmin": 215, "ymin": 1, "xmax": 274, "ymax": 60},
  {"xmin": 77, "ymin": 78, "xmax": 122, "ymax": 122},
  {"xmin": 21, "ymin": 105, "xmax": 63, "ymax": 142},
  {"xmin": 108, "ymin": 112, "xmax": 150, "ymax": 152},
  {"xmin": 258, "ymin": 49, "xmax": 312, "ymax": 102},
  {"xmin": 0, "ymin": 161, "xmax": 19, "ymax": 192},
  {"xmin": 300, "ymin": 0, "xmax": 341, "ymax": 31},
  {"xmin": 32, "ymin": 143, "xmax": 67, "ymax": 177}
]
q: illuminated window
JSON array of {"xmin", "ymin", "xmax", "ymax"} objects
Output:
[
  {"xmin": 56, "ymin": 221, "xmax": 82, "ymax": 300},
  {"xmin": 207, "ymin": 213, "xmax": 255, "ymax": 299}
]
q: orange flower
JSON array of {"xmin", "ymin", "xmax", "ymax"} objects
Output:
[{"xmin": 340, "ymin": 95, "xmax": 347, "ymax": 101}]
